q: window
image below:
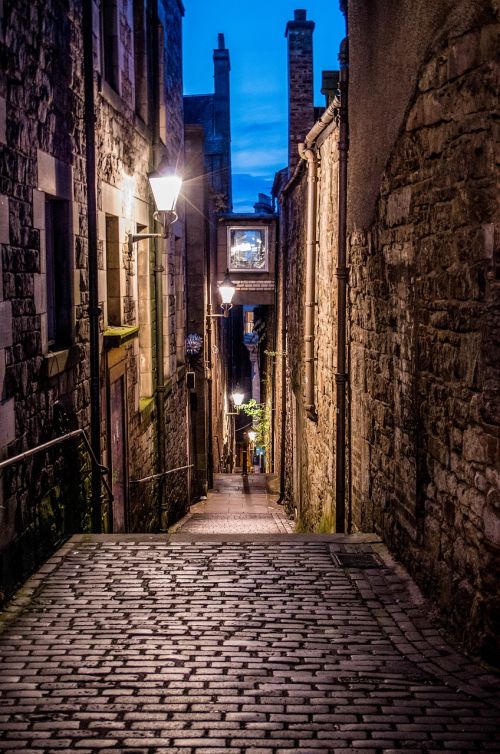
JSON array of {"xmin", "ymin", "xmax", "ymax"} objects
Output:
[
  {"xmin": 228, "ymin": 226, "xmax": 268, "ymax": 272},
  {"xmin": 244, "ymin": 308, "xmax": 255, "ymax": 335},
  {"xmin": 45, "ymin": 197, "xmax": 72, "ymax": 350},
  {"xmin": 157, "ymin": 23, "xmax": 167, "ymax": 144},
  {"xmin": 106, "ymin": 214, "xmax": 121, "ymax": 325},
  {"xmin": 133, "ymin": 0, "xmax": 148, "ymax": 122},
  {"xmin": 101, "ymin": 0, "xmax": 119, "ymax": 92}
]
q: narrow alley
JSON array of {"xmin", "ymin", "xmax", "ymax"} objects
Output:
[
  {"xmin": 1, "ymin": 473, "xmax": 499, "ymax": 753},
  {"xmin": 1, "ymin": 1, "xmax": 499, "ymax": 751}
]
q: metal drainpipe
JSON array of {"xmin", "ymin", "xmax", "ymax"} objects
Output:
[
  {"xmin": 335, "ymin": 36, "xmax": 349, "ymax": 533},
  {"xmin": 298, "ymin": 144, "xmax": 319, "ymax": 422},
  {"xmin": 154, "ymin": 235, "xmax": 167, "ymax": 529},
  {"xmin": 148, "ymin": 0, "xmax": 167, "ymax": 528},
  {"xmin": 276, "ymin": 202, "xmax": 287, "ymax": 505},
  {"xmin": 82, "ymin": 0, "xmax": 102, "ymax": 532}
]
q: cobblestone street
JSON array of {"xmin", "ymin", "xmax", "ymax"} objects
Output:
[
  {"xmin": 0, "ymin": 475, "xmax": 499, "ymax": 753},
  {"xmin": 170, "ymin": 474, "xmax": 294, "ymax": 535}
]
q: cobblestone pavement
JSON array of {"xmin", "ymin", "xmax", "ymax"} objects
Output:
[
  {"xmin": 1, "ymin": 531, "xmax": 499, "ymax": 753},
  {"xmin": 170, "ymin": 473, "xmax": 294, "ymax": 535}
]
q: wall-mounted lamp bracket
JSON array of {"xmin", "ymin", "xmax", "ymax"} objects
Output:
[{"xmin": 127, "ymin": 231, "xmax": 163, "ymax": 257}]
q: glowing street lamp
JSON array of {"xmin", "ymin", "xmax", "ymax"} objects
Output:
[
  {"xmin": 218, "ymin": 269, "xmax": 236, "ymax": 317},
  {"xmin": 148, "ymin": 172, "xmax": 183, "ymax": 228},
  {"xmin": 248, "ymin": 430, "xmax": 257, "ymax": 443},
  {"xmin": 232, "ymin": 390, "xmax": 244, "ymax": 408},
  {"xmin": 128, "ymin": 171, "xmax": 182, "ymax": 254}
]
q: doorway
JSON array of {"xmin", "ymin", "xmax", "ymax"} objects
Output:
[{"xmin": 108, "ymin": 363, "xmax": 128, "ymax": 532}]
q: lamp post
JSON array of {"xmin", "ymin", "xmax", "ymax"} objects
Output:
[
  {"xmin": 204, "ymin": 269, "xmax": 237, "ymax": 488},
  {"xmin": 226, "ymin": 390, "xmax": 245, "ymax": 472},
  {"xmin": 247, "ymin": 429, "xmax": 257, "ymax": 471},
  {"xmin": 128, "ymin": 171, "xmax": 182, "ymax": 530}
]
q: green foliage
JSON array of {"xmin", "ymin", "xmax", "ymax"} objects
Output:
[
  {"xmin": 264, "ymin": 349, "xmax": 287, "ymax": 358},
  {"xmin": 240, "ymin": 399, "xmax": 271, "ymax": 458}
]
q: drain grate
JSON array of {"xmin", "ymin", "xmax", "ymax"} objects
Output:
[{"xmin": 332, "ymin": 551, "xmax": 382, "ymax": 569}]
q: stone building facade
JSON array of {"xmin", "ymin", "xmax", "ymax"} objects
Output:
[
  {"xmin": 0, "ymin": 0, "xmax": 190, "ymax": 601},
  {"xmin": 184, "ymin": 36, "xmax": 233, "ymax": 492},
  {"xmin": 275, "ymin": 0, "xmax": 499, "ymax": 660}
]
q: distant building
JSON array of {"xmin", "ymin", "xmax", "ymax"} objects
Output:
[{"xmin": 184, "ymin": 34, "xmax": 232, "ymax": 212}]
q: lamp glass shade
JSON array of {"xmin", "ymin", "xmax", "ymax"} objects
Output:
[
  {"xmin": 218, "ymin": 270, "xmax": 236, "ymax": 306},
  {"xmin": 148, "ymin": 173, "xmax": 182, "ymax": 212},
  {"xmin": 232, "ymin": 391, "xmax": 244, "ymax": 407},
  {"xmin": 248, "ymin": 430, "xmax": 257, "ymax": 442}
]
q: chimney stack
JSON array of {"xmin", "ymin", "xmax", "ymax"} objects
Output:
[
  {"xmin": 286, "ymin": 9, "xmax": 315, "ymax": 172},
  {"xmin": 213, "ymin": 33, "xmax": 232, "ymax": 208}
]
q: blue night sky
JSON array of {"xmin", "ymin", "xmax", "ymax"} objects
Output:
[{"xmin": 183, "ymin": 1, "xmax": 345, "ymax": 213}]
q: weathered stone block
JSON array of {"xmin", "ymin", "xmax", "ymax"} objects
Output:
[
  {"xmin": 37, "ymin": 150, "xmax": 72, "ymax": 200},
  {"xmin": 0, "ymin": 396, "xmax": 15, "ymax": 449},
  {"xmin": 447, "ymin": 32, "xmax": 479, "ymax": 80},
  {"xmin": 0, "ymin": 301, "xmax": 13, "ymax": 349},
  {"xmin": 0, "ymin": 195, "xmax": 9, "ymax": 246},
  {"xmin": 483, "ymin": 504, "xmax": 500, "ymax": 547},
  {"xmin": 463, "ymin": 425, "xmax": 498, "ymax": 465}
]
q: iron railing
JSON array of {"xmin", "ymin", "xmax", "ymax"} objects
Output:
[
  {"xmin": 0, "ymin": 428, "xmax": 113, "ymax": 504},
  {"xmin": 129, "ymin": 464, "xmax": 194, "ymax": 485}
]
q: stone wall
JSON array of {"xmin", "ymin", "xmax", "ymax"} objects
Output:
[
  {"xmin": 349, "ymin": 0, "xmax": 499, "ymax": 660},
  {"xmin": 279, "ymin": 127, "xmax": 339, "ymax": 528},
  {"xmin": 0, "ymin": 0, "xmax": 91, "ymax": 600},
  {"xmin": 277, "ymin": 0, "xmax": 499, "ymax": 659},
  {"xmin": 0, "ymin": 0, "xmax": 190, "ymax": 601}
]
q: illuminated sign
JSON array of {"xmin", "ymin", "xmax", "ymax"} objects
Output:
[{"xmin": 228, "ymin": 227, "xmax": 268, "ymax": 272}]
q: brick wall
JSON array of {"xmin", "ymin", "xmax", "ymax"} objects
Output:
[{"xmin": 285, "ymin": 10, "xmax": 315, "ymax": 174}]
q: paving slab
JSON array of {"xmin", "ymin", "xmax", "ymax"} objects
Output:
[
  {"xmin": 170, "ymin": 473, "xmax": 294, "ymax": 535},
  {"xmin": 1, "ymin": 530, "xmax": 499, "ymax": 753}
]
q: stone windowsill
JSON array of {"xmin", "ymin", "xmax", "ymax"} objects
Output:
[
  {"xmin": 139, "ymin": 396, "xmax": 155, "ymax": 416},
  {"xmin": 103, "ymin": 325, "xmax": 139, "ymax": 350},
  {"xmin": 43, "ymin": 346, "xmax": 80, "ymax": 378}
]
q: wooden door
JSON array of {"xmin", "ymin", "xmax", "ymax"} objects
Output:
[{"xmin": 109, "ymin": 372, "xmax": 127, "ymax": 532}]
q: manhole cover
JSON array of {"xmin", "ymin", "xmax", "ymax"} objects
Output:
[{"xmin": 332, "ymin": 551, "xmax": 382, "ymax": 569}]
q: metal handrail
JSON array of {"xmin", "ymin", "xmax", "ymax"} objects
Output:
[
  {"xmin": 0, "ymin": 428, "xmax": 113, "ymax": 503},
  {"xmin": 130, "ymin": 464, "xmax": 194, "ymax": 485}
]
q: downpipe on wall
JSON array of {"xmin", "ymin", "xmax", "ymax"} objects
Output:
[
  {"xmin": 149, "ymin": 0, "xmax": 168, "ymax": 528},
  {"xmin": 298, "ymin": 144, "xmax": 319, "ymax": 423},
  {"xmin": 335, "ymin": 37, "xmax": 349, "ymax": 533},
  {"xmin": 82, "ymin": 0, "xmax": 102, "ymax": 532}
]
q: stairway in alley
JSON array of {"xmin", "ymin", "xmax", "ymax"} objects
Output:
[{"xmin": 171, "ymin": 472, "xmax": 294, "ymax": 535}]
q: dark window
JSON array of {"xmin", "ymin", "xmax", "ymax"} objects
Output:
[
  {"xmin": 133, "ymin": 0, "xmax": 148, "ymax": 121},
  {"xmin": 46, "ymin": 197, "xmax": 72, "ymax": 350},
  {"xmin": 102, "ymin": 0, "xmax": 119, "ymax": 92},
  {"xmin": 106, "ymin": 214, "xmax": 121, "ymax": 325}
]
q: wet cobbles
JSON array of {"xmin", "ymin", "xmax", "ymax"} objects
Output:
[{"xmin": 0, "ymin": 537, "xmax": 499, "ymax": 753}]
